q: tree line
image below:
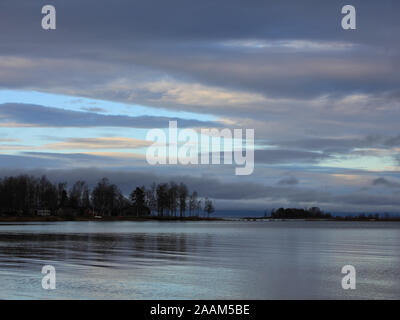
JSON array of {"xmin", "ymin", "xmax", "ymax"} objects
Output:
[
  {"xmin": 0, "ymin": 175, "xmax": 215, "ymax": 218},
  {"xmin": 265, "ymin": 207, "xmax": 400, "ymax": 221},
  {"xmin": 268, "ymin": 207, "xmax": 332, "ymax": 219}
]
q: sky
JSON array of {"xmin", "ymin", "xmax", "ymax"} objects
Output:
[{"xmin": 1, "ymin": 0, "xmax": 400, "ymax": 213}]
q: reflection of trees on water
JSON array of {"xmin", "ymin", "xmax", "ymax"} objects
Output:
[{"xmin": 0, "ymin": 231, "xmax": 215, "ymax": 269}]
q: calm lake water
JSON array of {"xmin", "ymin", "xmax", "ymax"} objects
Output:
[{"xmin": 0, "ymin": 220, "xmax": 399, "ymax": 299}]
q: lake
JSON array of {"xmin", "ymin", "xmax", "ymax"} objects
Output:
[{"xmin": 0, "ymin": 220, "xmax": 399, "ymax": 299}]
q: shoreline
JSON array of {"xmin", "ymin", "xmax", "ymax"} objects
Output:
[
  {"xmin": 1, "ymin": 216, "xmax": 400, "ymax": 222},
  {"xmin": 0, "ymin": 216, "xmax": 224, "ymax": 222},
  {"xmin": 241, "ymin": 217, "xmax": 400, "ymax": 222}
]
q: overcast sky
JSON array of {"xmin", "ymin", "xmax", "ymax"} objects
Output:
[{"xmin": 0, "ymin": 0, "xmax": 399, "ymax": 213}]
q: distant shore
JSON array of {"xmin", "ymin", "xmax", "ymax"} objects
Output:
[
  {"xmin": 1, "ymin": 216, "xmax": 400, "ymax": 222},
  {"xmin": 0, "ymin": 216, "xmax": 224, "ymax": 222},
  {"xmin": 241, "ymin": 217, "xmax": 400, "ymax": 222}
]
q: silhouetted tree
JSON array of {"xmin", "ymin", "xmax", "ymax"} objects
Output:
[
  {"xmin": 168, "ymin": 181, "xmax": 178, "ymax": 217},
  {"xmin": 189, "ymin": 191, "xmax": 198, "ymax": 216},
  {"xmin": 69, "ymin": 180, "xmax": 87, "ymax": 210},
  {"xmin": 57, "ymin": 182, "xmax": 68, "ymax": 208},
  {"xmin": 130, "ymin": 187, "xmax": 149, "ymax": 216},
  {"xmin": 82, "ymin": 185, "xmax": 91, "ymax": 210},
  {"xmin": 145, "ymin": 182, "xmax": 157, "ymax": 216},
  {"xmin": 92, "ymin": 178, "xmax": 122, "ymax": 216},
  {"xmin": 196, "ymin": 199, "xmax": 202, "ymax": 217},
  {"xmin": 156, "ymin": 183, "xmax": 169, "ymax": 217},
  {"xmin": 204, "ymin": 198, "xmax": 215, "ymax": 218},
  {"xmin": 178, "ymin": 183, "xmax": 188, "ymax": 217},
  {"xmin": 0, "ymin": 175, "xmax": 215, "ymax": 219}
]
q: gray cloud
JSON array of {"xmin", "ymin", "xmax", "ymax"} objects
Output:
[
  {"xmin": 0, "ymin": 152, "xmax": 138, "ymax": 169},
  {"xmin": 0, "ymin": 103, "xmax": 220, "ymax": 128},
  {"xmin": 0, "ymin": 1, "xmax": 399, "ymax": 152},
  {"xmin": 277, "ymin": 176, "xmax": 299, "ymax": 185},
  {"xmin": 1, "ymin": 1, "xmax": 400, "ymax": 213},
  {"xmin": 260, "ymin": 134, "xmax": 400, "ymax": 158},
  {"xmin": 80, "ymin": 107, "xmax": 107, "ymax": 113},
  {"xmin": 256, "ymin": 149, "xmax": 330, "ymax": 164},
  {"xmin": 0, "ymin": 1, "xmax": 399, "ymax": 105},
  {"xmin": 372, "ymin": 177, "xmax": 400, "ymax": 189}
]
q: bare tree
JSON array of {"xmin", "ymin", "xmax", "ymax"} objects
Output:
[
  {"xmin": 189, "ymin": 191, "xmax": 198, "ymax": 217},
  {"xmin": 145, "ymin": 182, "xmax": 157, "ymax": 216},
  {"xmin": 156, "ymin": 183, "xmax": 169, "ymax": 217},
  {"xmin": 204, "ymin": 198, "xmax": 215, "ymax": 218},
  {"xmin": 92, "ymin": 178, "xmax": 122, "ymax": 216},
  {"xmin": 168, "ymin": 181, "xmax": 178, "ymax": 217},
  {"xmin": 178, "ymin": 183, "xmax": 188, "ymax": 217}
]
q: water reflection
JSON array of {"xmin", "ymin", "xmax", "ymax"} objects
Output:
[
  {"xmin": 0, "ymin": 221, "xmax": 399, "ymax": 299},
  {"xmin": 0, "ymin": 231, "xmax": 203, "ymax": 269}
]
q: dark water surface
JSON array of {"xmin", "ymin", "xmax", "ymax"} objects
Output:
[{"xmin": 0, "ymin": 220, "xmax": 399, "ymax": 299}]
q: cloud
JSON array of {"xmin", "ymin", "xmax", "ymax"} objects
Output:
[
  {"xmin": 267, "ymin": 135, "xmax": 400, "ymax": 154},
  {"xmin": 0, "ymin": 1, "xmax": 399, "ymax": 157},
  {"xmin": 277, "ymin": 176, "xmax": 299, "ymax": 185},
  {"xmin": 221, "ymin": 39, "xmax": 358, "ymax": 52},
  {"xmin": 80, "ymin": 107, "xmax": 107, "ymax": 113},
  {"xmin": 372, "ymin": 177, "xmax": 400, "ymax": 189},
  {"xmin": 335, "ymin": 193, "xmax": 400, "ymax": 207},
  {"xmin": 136, "ymin": 79, "xmax": 268, "ymax": 109},
  {"xmin": 1, "ymin": 0, "xmax": 400, "ymax": 213},
  {"xmin": 0, "ymin": 166, "xmax": 271, "ymax": 200},
  {"xmin": 0, "ymin": 138, "xmax": 20, "ymax": 142},
  {"xmin": 0, "ymin": 152, "xmax": 144, "ymax": 170},
  {"xmin": 256, "ymin": 149, "xmax": 330, "ymax": 164},
  {"xmin": 44, "ymin": 137, "xmax": 151, "ymax": 150},
  {"xmin": 0, "ymin": 1, "xmax": 399, "ymax": 110},
  {"xmin": 0, "ymin": 103, "xmax": 220, "ymax": 128}
]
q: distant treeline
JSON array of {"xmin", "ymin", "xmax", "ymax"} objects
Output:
[
  {"xmin": 0, "ymin": 175, "xmax": 215, "ymax": 218},
  {"xmin": 266, "ymin": 207, "xmax": 400, "ymax": 221},
  {"xmin": 270, "ymin": 207, "xmax": 332, "ymax": 219}
]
